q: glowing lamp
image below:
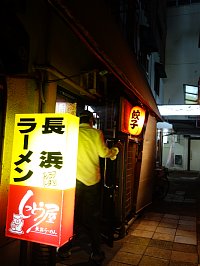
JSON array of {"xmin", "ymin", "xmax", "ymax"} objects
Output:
[
  {"xmin": 6, "ymin": 113, "xmax": 79, "ymax": 247},
  {"xmin": 128, "ymin": 106, "xmax": 145, "ymax": 135}
]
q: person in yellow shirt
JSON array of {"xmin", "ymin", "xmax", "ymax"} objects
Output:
[
  {"xmin": 76, "ymin": 110, "xmax": 118, "ymax": 264},
  {"xmin": 77, "ymin": 110, "xmax": 118, "ymax": 185},
  {"xmin": 58, "ymin": 110, "xmax": 119, "ymax": 264}
]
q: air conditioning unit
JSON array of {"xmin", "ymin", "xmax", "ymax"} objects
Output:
[{"xmin": 80, "ymin": 70, "xmax": 107, "ymax": 97}]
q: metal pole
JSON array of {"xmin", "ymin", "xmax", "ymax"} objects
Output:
[
  {"xmin": 19, "ymin": 240, "xmax": 28, "ymax": 266},
  {"xmin": 30, "ymin": 243, "xmax": 56, "ymax": 266}
]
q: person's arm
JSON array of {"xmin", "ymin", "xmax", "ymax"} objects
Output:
[{"xmin": 97, "ymin": 130, "xmax": 119, "ymax": 159}]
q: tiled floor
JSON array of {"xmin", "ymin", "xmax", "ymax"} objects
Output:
[
  {"xmin": 56, "ymin": 171, "xmax": 200, "ymax": 266},
  {"xmin": 131, "ymin": 213, "xmax": 197, "ymax": 245},
  {"xmin": 112, "ymin": 211, "xmax": 199, "ymax": 265},
  {"xmin": 56, "ymin": 211, "xmax": 199, "ymax": 265}
]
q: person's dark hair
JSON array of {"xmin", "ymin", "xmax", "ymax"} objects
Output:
[{"xmin": 79, "ymin": 110, "xmax": 95, "ymax": 125}]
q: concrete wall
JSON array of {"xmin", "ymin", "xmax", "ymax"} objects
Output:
[
  {"xmin": 17, "ymin": 0, "xmax": 96, "ymax": 86},
  {"xmin": 0, "ymin": 77, "xmax": 40, "ymax": 234},
  {"xmin": 136, "ymin": 114, "xmax": 157, "ymax": 212},
  {"xmin": 164, "ymin": 4, "xmax": 200, "ymax": 104},
  {"xmin": 162, "ymin": 134, "xmax": 188, "ymax": 170},
  {"xmin": 160, "ymin": 3, "xmax": 200, "ymax": 171}
]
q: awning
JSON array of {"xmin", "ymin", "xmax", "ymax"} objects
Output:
[{"xmin": 48, "ymin": 0, "xmax": 162, "ymax": 120}]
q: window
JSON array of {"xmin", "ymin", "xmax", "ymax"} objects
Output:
[
  {"xmin": 184, "ymin": 84, "xmax": 198, "ymax": 104},
  {"xmin": 55, "ymin": 87, "xmax": 77, "ymax": 115}
]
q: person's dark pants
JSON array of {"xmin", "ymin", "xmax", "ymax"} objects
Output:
[{"xmin": 74, "ymin": 180, "xmax": 102, "ymax": 255}]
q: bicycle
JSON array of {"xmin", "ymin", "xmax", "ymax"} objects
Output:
[{"xmin": 153, "ymin": 166, "xmax": 170, "ymax": 200}]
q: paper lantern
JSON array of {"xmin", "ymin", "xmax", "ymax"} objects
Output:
[{"xmin": 128, "ymin": 106, "xmax": 146, "ymax": 135}]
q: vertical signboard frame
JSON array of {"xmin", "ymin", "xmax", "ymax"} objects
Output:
[{"xmin": 6, "ymin": 113, "xmax": 79, "ymax": 247}]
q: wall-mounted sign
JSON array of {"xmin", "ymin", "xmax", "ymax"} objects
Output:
[
  {"xmin": 128, "ymin": 106, "xmax": 146, "ymax": 135},
  {"xmin": 119, "ymin": 98, "xmax": 146, "ymax": 136},
  {"xmin": 6, "ymin": 113, "xmax": 79, "ymax": 247}
]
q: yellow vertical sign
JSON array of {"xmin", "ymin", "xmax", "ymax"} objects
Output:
[{"xmin": 9, "ymin": 113, "xmax": 79, "ymax": 190}]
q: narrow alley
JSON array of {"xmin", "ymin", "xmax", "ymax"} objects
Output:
[{"xmin": 56, "ymin": 170, "xmax": 200, "ymax": 266}]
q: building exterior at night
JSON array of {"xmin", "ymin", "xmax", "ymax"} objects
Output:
[
  {"xmin": 0, "ymin": 0, "xmax": 167, "ymax": 263},
  {"xmin": 160, "ymin": 2, "xmax": 200, "ymax": 171}
]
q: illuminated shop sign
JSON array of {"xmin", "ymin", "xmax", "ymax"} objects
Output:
[
  {"xmin": 119, "ymin": 98, "xmax": 146, "ymax": 136},
  {"xmin": 6, "ymin": 113, "xmax": 79, "ymax": 247},
  {"xmin": 128, "ymin": 106, "xmax": 146, "ymax": 135}
]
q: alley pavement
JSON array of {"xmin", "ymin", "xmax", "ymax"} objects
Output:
[{"xmin": 56, "ymin": 170, "xmax": 200, "ymax": 266}]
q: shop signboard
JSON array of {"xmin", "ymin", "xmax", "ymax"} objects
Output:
[
  {"xmin": 120, "ymin": 98, "xmax": 146, "ymax": 136},
  {"xmin": 6, "ymin": 113, "xmax": 79, "ymax": 247},
  {"xmin": 128, "ymin": 106, "xmax": 146, "ymax": 136}
]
